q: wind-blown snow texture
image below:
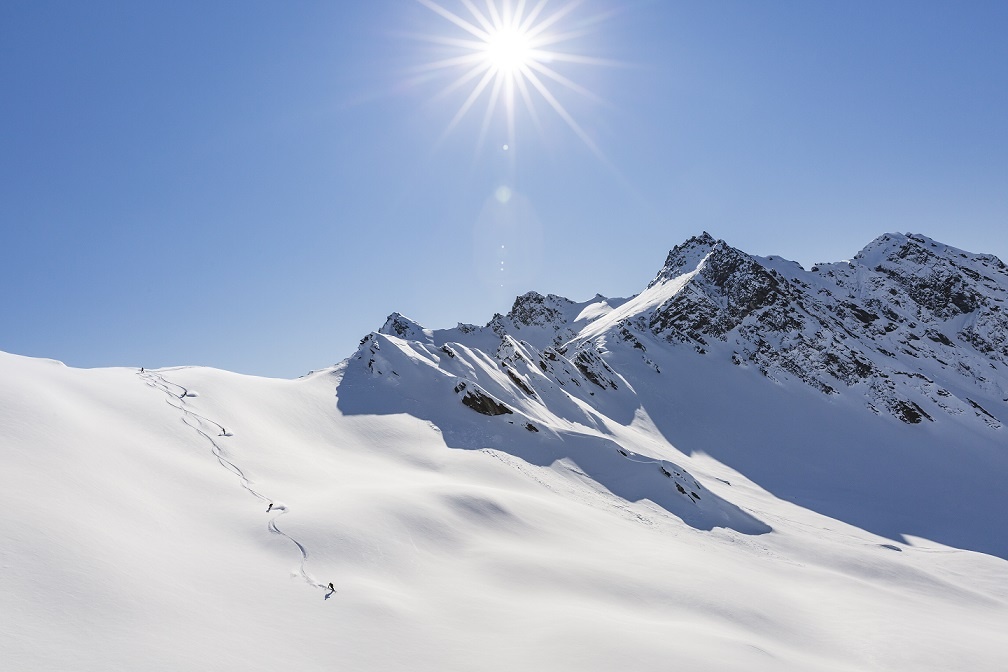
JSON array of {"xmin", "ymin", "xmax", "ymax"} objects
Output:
[{"xmin": 2, "ymin": 232, "xmax": 1006, "ymax": 671}]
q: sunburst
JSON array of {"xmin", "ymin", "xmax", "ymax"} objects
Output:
[{"xmin": 415, "ymin": 0, "xmax": 612, "ymax": 157}]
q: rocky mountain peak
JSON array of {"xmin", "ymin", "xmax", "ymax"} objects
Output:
[
  {"xmin": 507, "ymin": 291, "xmax": 573, "ymax": 329},
  {"xmin": 379, "ymin": 313, "xmax": 430, "ymax": 342},
  {"xmin": 648, "ymin": 231, "xmax": 719, "ymax": 288},
  {"xmin": 630, "ymin": 232, "xmax": 1006, "ymax": 425},
  {"xmin": 849, "ymin": 232, "xmax": 1007, "ymax": 321}
]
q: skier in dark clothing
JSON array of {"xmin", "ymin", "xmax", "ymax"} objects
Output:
[
  {"xmin": 327, "ymin": 582, "xmax": 335, "ymax": 593},
  {"xmin": 266, "ymin": 502, "xmax": 273, "ymax": 513}
]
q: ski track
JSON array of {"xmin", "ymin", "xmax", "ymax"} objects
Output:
[
  {"xmin": 139, "ymin": 368, "xmax": 692, "ymax": 595},
  {"xmin": 139, "ymin": 370, "xmax": 331, "ymax": 595}
]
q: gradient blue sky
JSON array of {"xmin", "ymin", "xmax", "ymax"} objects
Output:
[{"xmin": 2, "ymin": 1, "xmax": 1006, "ymax": 377}]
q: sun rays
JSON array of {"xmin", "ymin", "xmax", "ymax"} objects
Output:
[{"xmin": 414, "ymin": 0, "xmax": 613, "ymax": 158}]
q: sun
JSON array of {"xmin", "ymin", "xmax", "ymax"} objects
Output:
[
  {"xmin": 414, "ymin": 0, "xmax": 612, "ymax": 157},
  {"xmin": 483, "ymin": 24, "xmax": 533, "ymax": 75}
]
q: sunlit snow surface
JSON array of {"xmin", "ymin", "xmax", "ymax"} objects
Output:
[
  {"xmin": 2, "ymin": 344, "xmax": 1006, "ymax": 671},
  {"xmin": 4, "ymin": 229, "xmax": 1008, "ymax": 671}
]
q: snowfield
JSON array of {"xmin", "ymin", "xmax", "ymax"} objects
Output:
[
  {"xmin": 3, "ymin": 232, "xmax": 1008, "ymax": 671},
  {"xmin": 2, "ymin": 352, "xmax": 1005, "ymax": 671}
]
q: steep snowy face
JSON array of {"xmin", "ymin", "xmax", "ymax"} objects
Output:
[
  {"xmin": 848, "ymin": 232, "xmax": 1008, "ymax": 361},
  {"xmin": 599, "ymin": 232, "xmax": 1008, "ymax": 426},
  {"xmin": 796, "ymin": 233, "xmax": 1008, "ymax": 424},
  {"xmin": 646, "ymin": 240, "xmax": 801, "ymax": 346}
]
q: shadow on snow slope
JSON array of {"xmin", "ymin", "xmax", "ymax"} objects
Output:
[
  {"xmin": 335, "ymin": 336, "xmax": 770, "ymax": 536},
  {"xmin": 609, "ymin": 344, "xmax": 1008, "ymax": 561}
]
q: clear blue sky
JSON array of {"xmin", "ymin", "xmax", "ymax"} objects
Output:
[{"xmin": 2, "ymin": 1, "xmax": 1006, "ymax": 377}]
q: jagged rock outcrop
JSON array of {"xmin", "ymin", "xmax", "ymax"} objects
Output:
[
  {"xmin": 454, "ymin": 381, "xmax": 513, "ymax": 416},
  {"xmin": 572, "ymin": 346, "xmax": 619, "ymax": 390}
]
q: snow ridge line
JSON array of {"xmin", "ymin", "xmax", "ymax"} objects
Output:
[{"xmin": 139, "ymin": 370, "xmax": 329, "ymax": 593}]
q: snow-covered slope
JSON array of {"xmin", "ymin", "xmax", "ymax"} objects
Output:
[{"xmin": 3, "ymin": 232, "xmax": 1008, "ymax": 671}]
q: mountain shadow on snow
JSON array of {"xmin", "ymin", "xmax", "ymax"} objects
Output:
[
  {"xmin": 336, "ymin": 332, "xmax": 770, "ymax": 535},
  {"xmin": 336, "ymin": 232, "xmax": 1008, "ymax": 558}
]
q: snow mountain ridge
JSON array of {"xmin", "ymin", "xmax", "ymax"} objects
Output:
[
  {"xmin": 3, "ymin": 230, "xmax": 1008, "ymax": 671},
  {"xmin": 360, "ymin": 231, "xmax": 1007, "ymax": 431},
  {"xmin": 340, "ymin": 230, "xmax": 1008, "ymax": 560}
]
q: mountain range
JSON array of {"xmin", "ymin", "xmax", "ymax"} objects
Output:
[
  {"xmin": 2, "ymin": 231, "xmax": 1006, "ymax": 671},
  {"xmin": 370, "ymin": 230, "xmax": 1006, "ymax": 426}
]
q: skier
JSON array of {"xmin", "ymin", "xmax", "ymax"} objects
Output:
[
  {"xmin": 140, "ymin": 367, "xmax": 144, "ymax": 373},
  {"xmin": 266, "ymin": 502, "xmax": 273, "ymax": 513},
  {"xmin": 327, "ymin": 582, "xmax": 335, "ymax": 592}
]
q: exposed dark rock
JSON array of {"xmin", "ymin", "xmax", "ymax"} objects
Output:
[
  {"xmin": 845, "ymin": 304, "xmax": 879, "ymax": 324},
  {"xmin": 925, "ymin": 329, "xmax": 955, "ymax": 347},
  {"xmin": 573, "ymin": 348, "xmax": 618, "ymax": 390},
  {"xmin": 891, "ymin": 399, "xmax": 933, "ymax": 424},
  {"xmin": 454, "ymin": 382, "xmax": 513, "ymax": 416},
  {"xmin": 966, "ymin": 398, "xmax": 998, "ymax": 422},
  {"xmin": 505, "ymin": 366, "xmax": 535, "ymax": 396}
]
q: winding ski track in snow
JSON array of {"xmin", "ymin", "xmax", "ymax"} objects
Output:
[{"xmin": 139, "ymin": 370, "xmax": 330, "ymax": 595}]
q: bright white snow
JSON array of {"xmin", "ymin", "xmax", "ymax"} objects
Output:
[{"xmin": 2, "ymin": 343, "xmax": 1006, "ymax": 671}]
